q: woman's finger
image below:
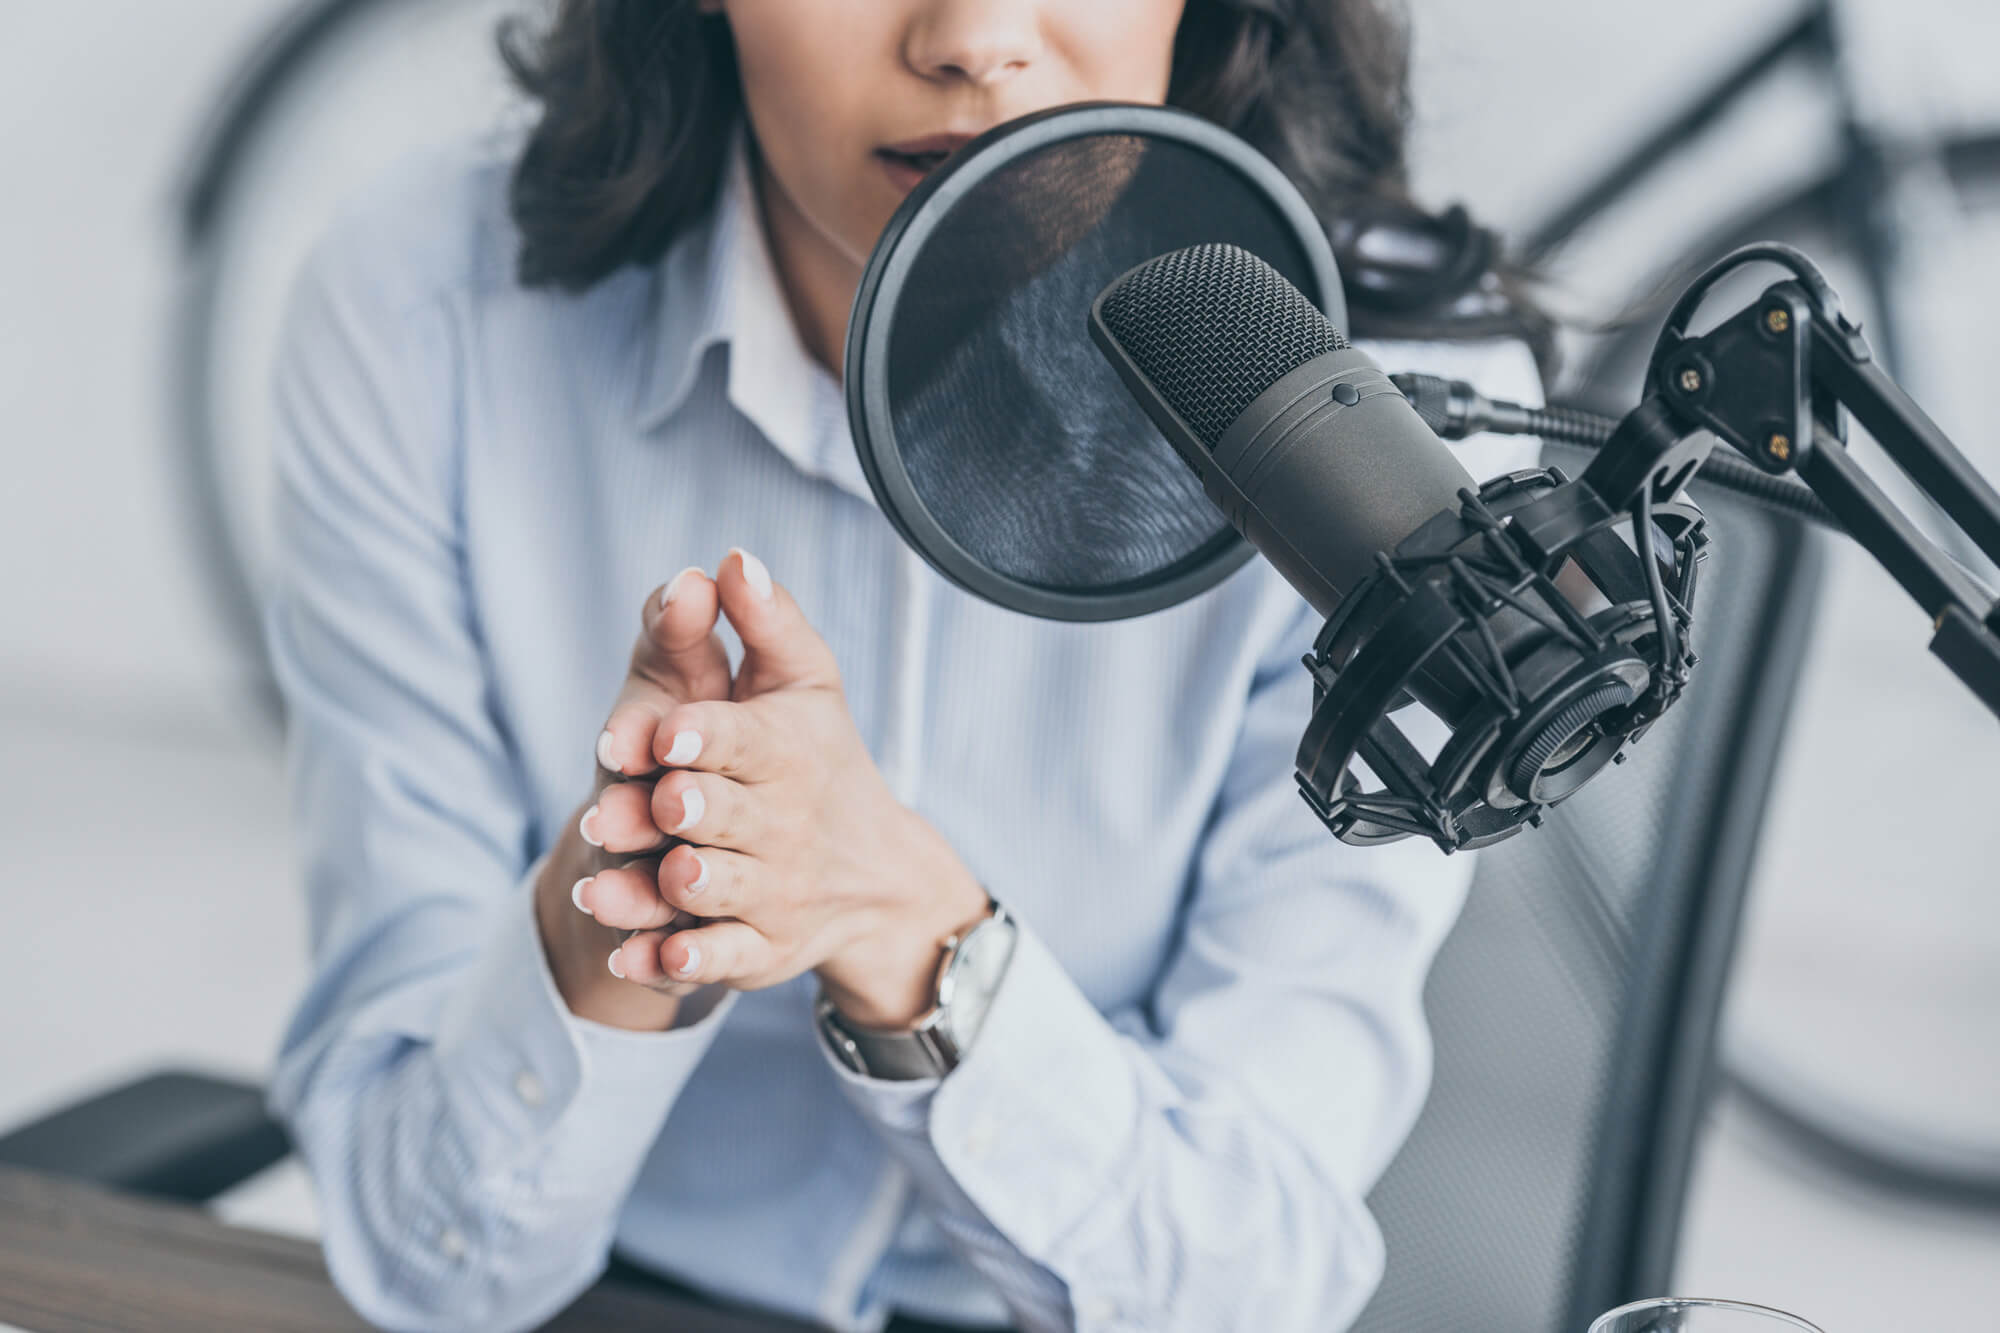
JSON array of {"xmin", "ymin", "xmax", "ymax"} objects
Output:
[
  {"xmin": 653, "ymin": 919, "xmax": 772, "ymax": 988},
  {"xmin": 650, "ymin": 768, "xmax": 761, "ymax": 853},
  {"xmin": 598, "ymin": 568, "xmax": 731, "ymax": 777},
  {"xmin": 579, "ymin": 858, "xmax": 678, "ymax": 931},
  {"xmin": 657, "ymin": 843, "xmax": 756, "ymax": 921},
  {"xmin": 650, "ymin": 697, "xmax": 773, "ymax": 782},
  {"xmin": 610, "ymin": 926, "xmax": 706, "ymax": 995},
  {"xmin": 584, "ymin": 779, "xmax": 672, "ymax": 854}
]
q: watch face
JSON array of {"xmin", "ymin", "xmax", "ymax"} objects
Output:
[{"xmin": 940, "ymin": 915, "xmax": 1017, "ymax": 1047}]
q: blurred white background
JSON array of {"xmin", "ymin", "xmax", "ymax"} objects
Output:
[{"xmin": 2, "ymin": 0, "xmax": 1997, "ymax": 1328}]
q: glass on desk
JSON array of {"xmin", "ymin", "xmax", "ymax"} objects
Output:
[{"xmin": 1590, "ymin": 1297, "xmax": 1826, "ymax": 1333}]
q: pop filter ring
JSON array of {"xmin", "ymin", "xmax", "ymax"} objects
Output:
[
  {"xmin": 1297, "ymin": 468, "xmax": 1707, "ymax": 852},
  {"xmin": 845, "ymin": 102, "xmax": 1346, "ymax": 621}
]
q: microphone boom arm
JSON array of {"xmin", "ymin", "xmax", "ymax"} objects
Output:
[{"xmin": 1579, "ymin": 242, "xmax": 2000, "ymax": 720}]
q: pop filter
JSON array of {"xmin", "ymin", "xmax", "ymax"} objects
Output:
[{"xmin": 844, "ymin": 102, "xmax": 1343, "ymax": 620}]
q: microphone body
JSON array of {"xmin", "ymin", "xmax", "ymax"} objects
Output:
[
  {"xmin": 1091, "ymin": 243, "xmax": 1703, "ymax": 850},
  {"xmin": 1087, "ymin": 243, "xmax": 1477, "ymax": 617},
  {"xmin": 1204, "ymin": 347, "xmax": 1480, "ymax": 620}
]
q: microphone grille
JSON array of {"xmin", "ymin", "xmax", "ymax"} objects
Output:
[{"xmin": 1097, "ymin": 243, "xmax": 1347, "ymax": 450}]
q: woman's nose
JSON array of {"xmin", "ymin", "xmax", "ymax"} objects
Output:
[{"xmin": 903, "ymin": 0, "xmax": 1042, "ymax": 87}]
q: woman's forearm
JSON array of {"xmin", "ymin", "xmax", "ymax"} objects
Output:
[
  {"xmin": 296, "ymin": 1043, "xmax": 617, "ymax": 1333},
  {"xmin": 278, "ymin": 847, "xmax": 742, "ymax": 1332}
]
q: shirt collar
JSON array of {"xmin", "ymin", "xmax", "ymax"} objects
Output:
[{"xmin": 633, "ymin": 121, "xmax": 872, "ymax": 506}]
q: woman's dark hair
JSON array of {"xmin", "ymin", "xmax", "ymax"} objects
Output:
[{"xmin": 500, "ymin": 0, "xmax": 1555, "ymax": 377}]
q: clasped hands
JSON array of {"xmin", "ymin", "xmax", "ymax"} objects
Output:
[{"xmin": 538, "ymin": 548, "xmax": 989, "ymax": 1034}]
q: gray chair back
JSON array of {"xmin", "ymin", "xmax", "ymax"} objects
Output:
[{"xmin": 1350, "ymin": 479, "xmax": 1825, "ymax": 1333}]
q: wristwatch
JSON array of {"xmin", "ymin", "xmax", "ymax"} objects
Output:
[{"xmin": 815, "ymin": 897, "xmax": 1018, "ymax": 1080}]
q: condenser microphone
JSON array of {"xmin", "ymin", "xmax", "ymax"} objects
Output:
[
  {"xmin": 1087, "ymin": 244, "xmax": 1480, "ymax": 620},
  {"xmin": 1089, "ymin": 243, "xmax": 1705, "ymax": 851}
]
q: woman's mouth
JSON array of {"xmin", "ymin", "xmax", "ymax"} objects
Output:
[{"xmin": 875, "ymin": 133, "xmax": 976, "ymax": 193}]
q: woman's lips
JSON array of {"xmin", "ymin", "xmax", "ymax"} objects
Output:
[
  {"xmin": 875, "ymin": 152, "xmax": 934, "ymax": 195},
  {"xmin": 875, "ymin": 132, "xmax": 977, "ymax": 194},
  {"xmin": 883, "ymin": 131, "xmax": 976, "ymax": 157}
]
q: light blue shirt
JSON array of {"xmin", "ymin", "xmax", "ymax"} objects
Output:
[{"xmin": 263, "ymin": 123, "xmax": 1544, "ymax": 1333}]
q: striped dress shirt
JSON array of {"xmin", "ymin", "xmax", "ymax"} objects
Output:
[{"xmin": 262, "ymin": 122, "xmax": 1544, "ymax": 1333}]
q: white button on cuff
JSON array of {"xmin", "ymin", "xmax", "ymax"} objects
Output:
[
  {"xmin": 1076, "ymin": 1292, "xmax": 1118, "ymax": 1325},
  {"xmin": 438, "ymin": 1226, "xmax": 468, "ymax": 1262},
  {"xmin": 513, "ymin": 1068, "xmax": 545, "ymax": 1108}
]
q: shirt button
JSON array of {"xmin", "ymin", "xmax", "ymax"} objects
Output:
[
  {"xmin": 963, "ymin": 1110, "xmax": 998, "ymax": 1159},
  {"xmin": 513, "ymin": 1068, "xmax": 545, "ymax": 1108},
  {"xmin": 437, "ymin": 1226, "xmax": 468, "ymax": 1262},
  {"xmin": 1077, "ymin": 1292, "xmax": 1117, "ymax": 1325}
]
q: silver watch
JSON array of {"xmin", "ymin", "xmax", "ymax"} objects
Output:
[{"xmin": 816, "ymin": 899, "xmax": 1018, "ymax": 1080}]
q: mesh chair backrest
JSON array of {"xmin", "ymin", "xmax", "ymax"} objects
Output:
[{"xmin": 1350, "ymin": 483, "xmax": 1824, "ymax": 1332}]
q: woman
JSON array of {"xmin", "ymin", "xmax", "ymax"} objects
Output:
[{"xmin": 264, "ymin": 1, "xmax": 1548, "ymax": 1331}]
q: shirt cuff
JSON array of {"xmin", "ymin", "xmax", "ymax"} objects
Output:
[
  {"xmin": 814, "ymin": 913, "xmax": 1141, "ymax": 1264},
  {"xmin": 430, "ymin": 853, "xmax": 740, "ymax": 1183}
]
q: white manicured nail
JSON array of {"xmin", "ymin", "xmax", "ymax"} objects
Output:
[
  {"xmin": 732, "ymin": 547, "xmax": 773, "ymax": 603},
  {"xmin": 676, "ymin": 943, "xmax": 701, "ymax": 978},
  {"xmin": 595, "ymin": 729, "xmax": 618, "ymax": 771},
  {"xmin": 687, "ymin": 853, "xmax": 710, "ymax": 894},
  {"xmin": 664, "ymin": 729, "xmax": 702, "ymax": 765},
  {"xmin": 662, "ymin": 565, "xmax": 702, "ymax": 610},
  {"xmin": 579, "ymin": 805, "xmax": 603, "ymax": 847},
  {"xmin": 571, "ymin": 877, "xmax": 593, "ymax": 915},
  {"xmin": 607, "ymin": 949, "xmax": 625, "ymax": 979},
  {"xmin": 675, "ymin": 787, "xmax": 705, "ymax": 832}
]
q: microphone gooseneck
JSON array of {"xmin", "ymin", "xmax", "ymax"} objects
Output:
[{"xmin": 1091, "ymin": 243, "xmax": 1704, "ymax": 852}]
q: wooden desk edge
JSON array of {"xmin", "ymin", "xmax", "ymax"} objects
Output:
[{"xmin": 0, "ymin": 1165, "xmax": 822, "ymax": 1333}]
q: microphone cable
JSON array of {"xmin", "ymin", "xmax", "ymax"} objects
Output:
[{"xmin": 1391, "ymin": 372, "xmax": 1841, "ymax": 530}]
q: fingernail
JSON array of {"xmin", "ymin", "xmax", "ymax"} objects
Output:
[
  {"xmin": 579, "ymin": 805, "xmax": 603, "ymax": 847},
  {"xmin": 571, "ymin": 876, "xmax": 594, "ymax": 915},
  {"xmin": 664, "ymin": 729, "xmax": 702, "ymax": 765},
  {"xmin": 662, "ymin": 565, "xmax": 702, "ymax": 611},
  {"xmin": 686, "ymin": 852, "xmax": 710, "ymax": 895},
  {"xmin": 732, "ymin": 547, "xmax": 773, "ymax": 603},
  {"xmin": 676, "ymin": 942, "xmax": 702, "ymax": 978},
  {"xmin": 675, "ymin": 787, "xmax": 705, "ymax": 832},
  {"xmin": 607, "ymin": 948, "xmax": 625, "ymax": 979},
  {"xmin": 595, "ymin": 729, "xmax": 618, "ymax": 771}
]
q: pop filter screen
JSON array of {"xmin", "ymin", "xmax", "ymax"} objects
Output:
[{"xmin": 846, "ymin": 103, "xmax": 1343, "ymax": 620}]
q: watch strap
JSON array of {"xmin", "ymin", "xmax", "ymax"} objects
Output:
[
  {"xmin": 816, "ymin": 994, "xmax": 960, "ymax": 1080},
  {"xmin": 817, "ymin": 899, "xmax": 1013, "ymax": 1080}
]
